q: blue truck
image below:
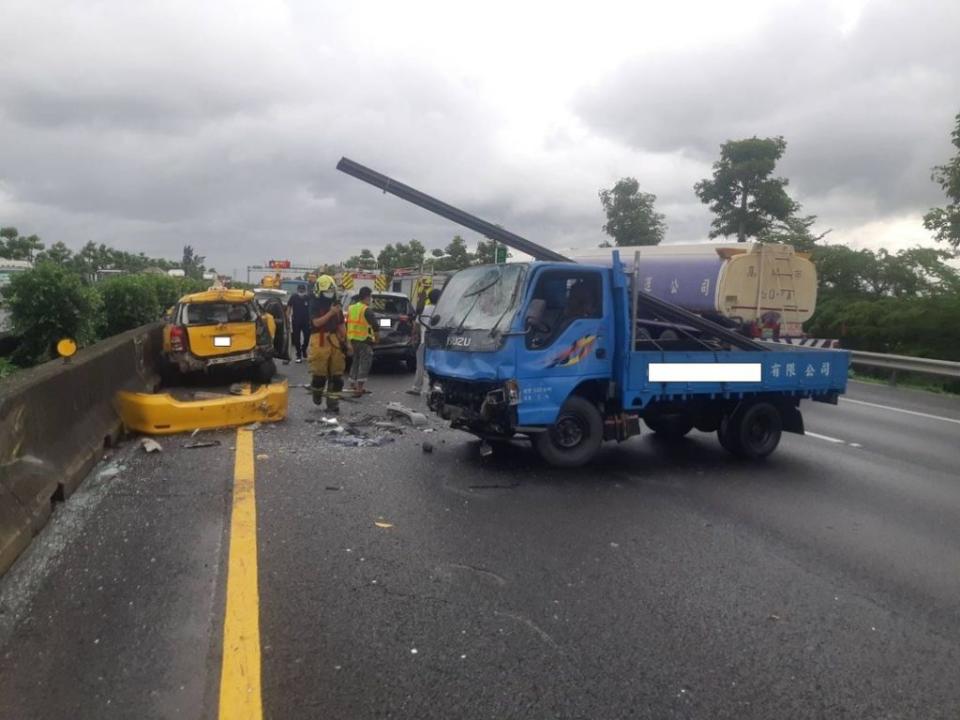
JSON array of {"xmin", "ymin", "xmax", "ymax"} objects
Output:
[{"xmin": 337, "ymin": 158, "xmax": 850, "ymax": 467}]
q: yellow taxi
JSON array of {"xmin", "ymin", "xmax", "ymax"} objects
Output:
[{"xmin": 161, "ymin": 288, "xmax": 289, "ymax": 382}]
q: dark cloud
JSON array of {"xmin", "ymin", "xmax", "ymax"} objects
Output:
[
  {"xmin": 576, "ymin": 0, "xmax": 960, "ymax": 222},
  {"xmin": 1, "ymin": 0, "xmax": 956, "ymax": 274}
]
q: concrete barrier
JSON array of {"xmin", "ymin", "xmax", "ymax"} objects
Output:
[{"xmin": 0, "ymin": 322, "xmax": 162, "ymax": 576}]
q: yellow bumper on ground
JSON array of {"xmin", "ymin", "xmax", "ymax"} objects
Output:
[{"xmin": 115, "ymin": 380, "xmax": 288, "ymax": 435}]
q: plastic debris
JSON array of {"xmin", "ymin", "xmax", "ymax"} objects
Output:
[
  {"xmin": 256, "ymin": 454, "xmax": 270, "ymax": 460},
  {"xmin": 374, "ymin": 520, "xmax": 394, "ymax": 529},
  {"xmin": 478, "ymin": 441, "xmax": 493, "ymax": 458},
  {"xmin": 385, "ymin": 402, "xmax": 427, "ymax": 427},
  {"xmin": 190, "ymin": 428, "xmax": 201, "ymax": 437},
  {"xmin": 229, "ymin": 383, "xmax": 246, "ymax": 395},
  {"xmin": 243, "ymin": 422, "xmax": 262, "ymax": 431},
  {"xmin": 184, "ymin": 440, "xmax": 221, "ymax": 449},
  {"xmin": 97, "ymin": 465, "xmax": 123, "ymax": 481},
  {"xmin": 329, "ymin": 434, "xmax": 393, "ymax": 448},
  {"xmin": 141, "ymin": 438, "xmax": 162, "ymax": 453}
]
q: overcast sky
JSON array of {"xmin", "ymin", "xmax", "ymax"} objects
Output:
[{"xmin": 1, "ymin": 0, "xmax": 957, "ymax": 276}]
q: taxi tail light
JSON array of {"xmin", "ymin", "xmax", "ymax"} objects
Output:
[{"xmin": 170, "ymin": 325, "xmax": 186, "ymax": 352}]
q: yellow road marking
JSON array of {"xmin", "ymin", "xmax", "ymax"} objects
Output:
[{"xmin": 219, "ymin": 427, "xmax": 262, "ymax": 720}]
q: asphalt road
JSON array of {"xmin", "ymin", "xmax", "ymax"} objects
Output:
[{"xmin": 2, "ymin": 365, "xmax": 959, "ymax": 719}]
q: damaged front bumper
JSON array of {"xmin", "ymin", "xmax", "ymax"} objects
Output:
[
  {"xmin": 115, "ymin": 380, "xmax": 288, "ymax": 435},
  {"xmin": 427, "ymin": 378, "xmax": 520, "ymax": 437}
]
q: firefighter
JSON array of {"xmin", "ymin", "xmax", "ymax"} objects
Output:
[
  {"xmin": 307, "ymin": 275, "xmax": 346, "ymax": 412},
  {"xmin": 345, "ymin": 286, "xmax": 380, "ymax": 397}
]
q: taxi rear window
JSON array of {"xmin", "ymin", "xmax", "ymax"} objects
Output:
[
  {"xmin": 183, "ymin": 302, "xmax": 254, "ymax": 325},
  {"xmin": 370, "ymin": 296, "xmax": 410, "ymax": 315}
]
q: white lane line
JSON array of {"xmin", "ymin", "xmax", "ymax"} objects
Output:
[
  {"xmin": 841, "ymin": 398, "xmax": 960, "ymax": 426},
  {"xmin": 806, "ymin": 431, "xmax": 846, "ymax": 444}
]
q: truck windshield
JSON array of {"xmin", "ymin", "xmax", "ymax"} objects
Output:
[{"xmin": 433, "ymin": 264, "xmax": 526, "ymax": 332}]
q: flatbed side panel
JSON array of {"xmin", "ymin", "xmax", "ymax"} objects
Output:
[{"xmin": 623, "ymin": 349, "xmax": 849, "ymax": 408}]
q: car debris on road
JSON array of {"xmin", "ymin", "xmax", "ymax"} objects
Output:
[{"xmin": 141, "ymin": 438, "xmax": 162, "ymax": 453}]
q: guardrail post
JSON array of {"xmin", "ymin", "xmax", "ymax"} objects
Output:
[{"xmin": 888, "ymin": 370, "xmax": 898, "ymax": 387}]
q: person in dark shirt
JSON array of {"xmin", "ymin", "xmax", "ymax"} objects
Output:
[
  {"xmin": 287, "ymin": 284, "xmax": 311, "ymax": 362},
  {"xmin": 307, "ymin": 275, "xmax": 347, "ymax": 412}
]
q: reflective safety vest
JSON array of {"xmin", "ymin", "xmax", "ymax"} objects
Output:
[{"xmin": 346, "ymin": 302, "xmax": 374, "ymax": 341}]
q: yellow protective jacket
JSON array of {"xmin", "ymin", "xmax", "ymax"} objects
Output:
[{"xmin": 346, "ymin": 302, "xmax": 374, "ymax": 342}]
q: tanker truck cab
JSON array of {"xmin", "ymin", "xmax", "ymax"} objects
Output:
[{"xmin": 425, "ymin": 252, "xmax": 850, "ymax": 467}]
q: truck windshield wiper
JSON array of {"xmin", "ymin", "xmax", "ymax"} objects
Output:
[
  {"xmin": 488, "ymin": 274, "xmax": 523, "ymax": 338},
  {"xmin": 453, "ymin": 270, "xmax": 502, "ymax": 335}
]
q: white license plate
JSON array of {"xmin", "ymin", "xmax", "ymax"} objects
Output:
[
  {"xmin": 214, "ymin": 336, "xmax": 232, "ymax": 347},
  {"xmin": 379, "ymin": 318, "xmax": 392, "ymax": 328}
]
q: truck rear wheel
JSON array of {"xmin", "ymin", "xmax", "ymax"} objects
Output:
[
  {"xmin": 534, "ymin": 395, "xmax": 603, "ymax": 468},
  {"xmin": 718, "ymin": 401, "xmax": 782, "ymax": 459}
]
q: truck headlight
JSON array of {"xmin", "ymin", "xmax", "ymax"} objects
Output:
[{"xmin": 505, "ymin": 379, "xmax": 520, "ymax": 405}]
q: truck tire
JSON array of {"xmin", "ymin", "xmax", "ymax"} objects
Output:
[
  {"xmin": 534, "ymin": 395, "xmax": 603, "ymax": 468},
  {"xmin": 644, "ymin": 414, "xmax": 694, "ymax": 439},
  {"xmin": 256, "ymin": 359, "xmax": 277, "ymax": 383},
  {"xmin": 719, "ymin": 401, "xmax": 782, "ymax": 459}
]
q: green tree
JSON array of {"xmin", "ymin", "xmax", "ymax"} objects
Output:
[
  {"xmin": 98, "ymin": 275, "xmax": 162, "ymax": 336},
  {"xmin": 759, "ymin": 212, "xmax": 831, "ymax": 252},
  {"xmin": 923, "ymin": 112, "xmax": 960, "ymax": 250},
  {"xmin": 811, "ymin": 245, "xmax": 873, "ymax": 297},
  {"xmin": 0, "ymin": 227, "xmax": 45, "ymax": 260},
  {"xmin": 695, "ymin": 136, "xmax": 798, "ymax": 242},
  {"xmin": 2, "ymin": 262, "xmax": 103, "ymax": 365},
  {"xmin": 36, "ymin": 241, "xmax": 74, "ymax": 265},
  {"xmin": 473, "ymin": 239, "xmax": 511, "ymax": 264},
  {"xmin": 429, "ymin": 235, "xmax": 473, "ymax": 271},
  {"xmin": 599, "ymin": 178, "xmax": 666, "ymax": 246},
  {"xmin": 345, "ymin": 248, "xmax": 377, "ymax": 269},
  {"xmin": 181, "ymin": 245, "xmax": 206, "ymax": 280},
  {"xmin": 377, "ymin": 240, "xmax": 427, "ymax": 273}
]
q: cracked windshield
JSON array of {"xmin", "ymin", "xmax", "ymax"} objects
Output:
[
  {"xmin": 1, "ymin": 1, "xmax": 959, "ymax": 719},
  {"xmin": 433, "ymin": 264, "xmax": 525, "ymax": 331}
]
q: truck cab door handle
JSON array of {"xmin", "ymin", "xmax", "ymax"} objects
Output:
[{"xmin": 596, "ymin": 348, "xmax": 607, "ymax": 359}]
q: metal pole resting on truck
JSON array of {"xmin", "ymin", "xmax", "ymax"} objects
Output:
[
  {"xmin": 336, "ymin": 157, "xmax": 766, "ymax": 352},
  {"xmin": 336, "ymin": 157, "xmax": 571, "ymax": 263}
]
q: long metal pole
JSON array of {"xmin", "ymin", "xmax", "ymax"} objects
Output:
[{"xmin": 336, "ymin": 157, "xmax": 571, "ymax": 263}]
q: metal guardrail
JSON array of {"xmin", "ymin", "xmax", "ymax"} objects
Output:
[
  {"xmin": 759, "ymin": 341, "xmax": 960, "ymax": 381},
  {"xmin": 848, "ymin": 349, "xmax": 960, "ymax": 380}
]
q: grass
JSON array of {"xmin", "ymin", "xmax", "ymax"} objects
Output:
[{"xmin": 849, "ymin": 368, "xmax": 960, "ymax": 396}]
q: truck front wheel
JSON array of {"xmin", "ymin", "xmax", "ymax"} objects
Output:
[
  {"xmin": 718, "ymin": 401, "xmax": 782, "ymax": 459},
  {"xmin": 534, "ymin": 396, "xmax": 603, "ymax": 468}
]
